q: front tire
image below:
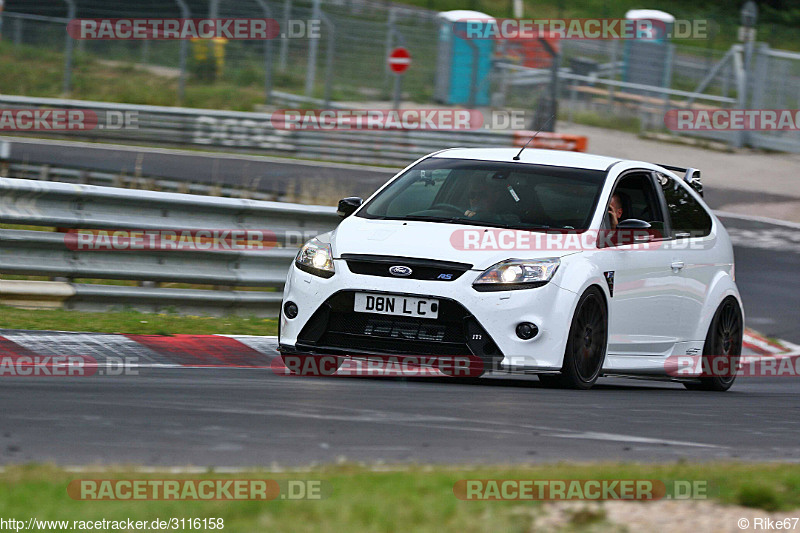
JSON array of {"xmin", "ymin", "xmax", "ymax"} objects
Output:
[
  {"xmin": 684, "ymin": 297, "xmax": 743, "ymax": 392},
  {"xmin": 540, "ymin": 287, "xmax": 608, "ymax": 390}
]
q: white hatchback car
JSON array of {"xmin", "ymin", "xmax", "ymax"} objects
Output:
[{"xmin": 279, "ymin": 148, "xmax": 744, "ymax": 390}]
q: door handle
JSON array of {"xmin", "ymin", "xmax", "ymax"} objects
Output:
[{"xmin": 671, "ymin": 261, "xmax": 685, "ymax": 272}]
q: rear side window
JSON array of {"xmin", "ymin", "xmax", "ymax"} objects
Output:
[{"xmin": 658, "ymin": 174, "xmax": 712, "ymax": 238}]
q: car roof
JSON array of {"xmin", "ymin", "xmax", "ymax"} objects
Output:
[{"xmin": 431, "ymin": 148, "xmax": 623, "ymax": 171}]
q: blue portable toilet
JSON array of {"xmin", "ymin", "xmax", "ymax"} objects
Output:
[
  {"xmin": 434, "ymin": 10, "xmax": 495, "ymax": 106},
  {"xmin": 622, "ymin": 9, "xmax": 675, "ymax": 89}
]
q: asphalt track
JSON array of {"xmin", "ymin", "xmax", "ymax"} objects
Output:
[
  {"xmin": 1, "ymin": 138, "xmax": 799, "ymax": 467},
  {"xmin": 0, "ymin": 230, "xmax": 798, "ymax": 467},
  {"xmin": 6, "ymin": 136, "xmax": 800, "ymax": 207},
  {"xmin": 3, "ymin": 136, "xmax": 393, "ymax": 199},
  {"xmin": 2, "ymin": 367, "xmax": 799, "ymax": 466}
]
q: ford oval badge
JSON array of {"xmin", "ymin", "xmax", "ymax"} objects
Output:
[{"xmin": 389, "ymin": 265, "xmax": 413, "ymax": 277}]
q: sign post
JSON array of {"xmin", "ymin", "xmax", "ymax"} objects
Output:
[{"xmin": 388, "ymin": 47, "xmax": 411, "ymax": 111}]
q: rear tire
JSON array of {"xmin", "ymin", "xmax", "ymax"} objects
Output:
[
  {"xmin": 683, "ymin": 297, "xmax": 742, "ymax": 392},
  {"xmin": 540, "ymin": 287, "xmax": 608, "ymax": 390}
]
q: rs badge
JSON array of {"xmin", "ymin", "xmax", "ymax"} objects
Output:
[{"xmin": 604, "ymin": 271, "xmax": 615, "ymax": 297}]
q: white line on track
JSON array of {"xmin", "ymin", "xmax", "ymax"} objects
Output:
[
  {"xmin": 714, "ymin": 210, "xmax": 800, "ymax": 230},
  {"xmin": 540, "ymin": 431, "xmax": 725, "ymax": 448}
]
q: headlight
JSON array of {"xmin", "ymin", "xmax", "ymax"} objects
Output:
[
  {"xmin": 295, "ymin": 238, "xmax": 335, "ymax": 278},
  {"xmin": 473, "ymin": 258, "xmax": 559, "ymax": 291}
]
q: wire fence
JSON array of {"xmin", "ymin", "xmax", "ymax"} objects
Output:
[
  {"xmin": 0, "ymin": 1, "xmax": 769, "ymax": 106},
  {"xmin": 1, "ymin": 1, "xmax": 800, "ymax": 152},
  {"xmin": 0, "ymin": 1, "xmax": 443, "ymax": 107}
]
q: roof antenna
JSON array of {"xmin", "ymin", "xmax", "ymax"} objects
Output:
[{"xmin": 513, "ymin": 114, "xmax": 555, "ymax": 161}]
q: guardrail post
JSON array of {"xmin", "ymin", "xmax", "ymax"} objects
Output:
[
  {"xmin": 304, "ymin": 0, "xmax": 321, "ymax": 98},
  {"xmin": 253, "ymin": 0, "xmax": 274, "ymax": 103},
  {"xmin": 608, "ymin": 40, "xmax": 618, "ymax": 105},
  {"xmin": 175, "ymin": 0, "xmax": 191, "ymax": 105},
  {"xmin": 0, "ymin": 141, "xmax": 8, "ymax": 177},
  {"xmin": 661, "ymin": 43, "xmax": 675, "ymax": 117},
  {"xmin": 733, "ymin": 46, "xmax": 746, "ymax": 148},
  {"xmin": 62, "ymin": 0, "xmax": 76, "ymax": 95},
  {"xmin": 383, "ymin": 7, "xmax": 396, "ymax": 87},
  {"xmin": 750, "ymin": 44, "xmax": 769, "ymax": 111},
  {"xmin": 13, "ymin": 16, "xmax": 22, "ymax": 46},
  {"xmin": 278, "ymin": 0, "xmax": 291, "ymax": 72},
  {"xmin": 538, "ymin": 37, "xmax": 560, "ymax": 132},
  {"xmin": 320, "ymin": 12, "xmax": 335, "ymax": 107}
]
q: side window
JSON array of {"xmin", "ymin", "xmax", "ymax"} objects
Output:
[
  {"xmin": 608, "ymin": 172, "xmax": 665, "ymax": 228},
  {"xmin": 600, "ymin": 172, "xmax": 666, "ymax": 247},
  {"xmin": 658, "ymin": 174, "xmax": 712, "ymax": 238}
]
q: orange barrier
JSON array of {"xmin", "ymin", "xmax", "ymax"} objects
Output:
[
  {"xmin": 497, "ymin": 37, "xmax": 560, "ymax": 69},
  {"xmin": 512, "ymin": 131, "xmax": 588, "ymax": 152}
]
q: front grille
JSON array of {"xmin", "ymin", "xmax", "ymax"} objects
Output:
[
  {"xmin": 330, "ymin": 314, "xmax": 454, "ymax": 343},
  {"xmin": 297, "ymin": 291, "xmax": 502, "ymax": 363},
  {"xmin": 342, "ymin": 254, "xmax": 472, "ymax": 281},
  {"xmin": 324, "ymin": 312, "xmax": 465, "ymax": 354}
]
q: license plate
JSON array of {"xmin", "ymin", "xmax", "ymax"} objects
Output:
[{"xmin": 354, "ymin": 293, "xmax": 439, "ymax": 320}]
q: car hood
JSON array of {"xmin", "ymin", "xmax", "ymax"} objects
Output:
[{"xmin": 330, "ymin": 218, "xmax": 582, "ymax": 271}]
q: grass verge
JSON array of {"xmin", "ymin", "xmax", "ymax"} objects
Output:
[
  {"xmin": 0, "ymin": 463, "xmax": 799, "ymax": 532},
  {"xmin": 0, "ymin": 42, "xmax": 269, "ymax": 111},
  {"xmin": 0, "ymin": 305, "xmax": 277, "ymax": 336}
]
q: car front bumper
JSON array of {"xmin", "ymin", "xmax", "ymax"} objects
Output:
[{"xmin": 279, "ymin": 259, "xmax": 580, "ymax": 371}]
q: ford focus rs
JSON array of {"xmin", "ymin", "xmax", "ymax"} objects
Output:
[{"xmin": 278, "ymin": 148, "xmax": 743, "ymax": 390}]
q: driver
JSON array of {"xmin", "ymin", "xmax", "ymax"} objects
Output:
[
  {"xmin": 464, "ymin": 182, "xmax": 501, "ymax": 219},
  {"xmin": 607, "ymin": 193, "xmax": 623, "ymax": 230}
]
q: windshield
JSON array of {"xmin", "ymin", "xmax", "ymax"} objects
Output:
[{"xmin": 358, "ymin": 158, "xmax": 606, "ymax": 230}]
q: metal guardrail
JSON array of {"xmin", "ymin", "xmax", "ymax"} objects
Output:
[
  {"xmin": 0, "ymin": 95, "xmax": 561, "ymax": 166},
  {"xmin": 1, "ymin": 161, "xmax": 281, "ymax": 201},
  {"xmin": 0, "ymin": 177, "xmax": 338, "ymax": 233},
  {"xmin": 0, "ymin": 177, "xmax": 341, "ymax": 316},
  {"xmin": 0, "ymin": 229, "xmax": 297, "ymax": 287}
]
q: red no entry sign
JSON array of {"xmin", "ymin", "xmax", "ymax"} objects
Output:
[{"xmin": 388, "ymin": 47, "xmax": 411, "ymax": 74}]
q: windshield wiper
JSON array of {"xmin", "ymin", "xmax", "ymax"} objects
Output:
[
  {"xmin": 384, "ymin": 215, "xmax": 463, "ymax": 223},
  {"xmin": 475, "ymin": 221, "xmax": 551, "ymax": 230},
  {"xmin": 384, "ymin": 215, "xmax": 552, "ymax": 231}
]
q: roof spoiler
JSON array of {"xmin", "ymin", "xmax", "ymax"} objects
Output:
[{"xmin": 658, "ymin": 164, "xmax": 703, "ymax": 197}]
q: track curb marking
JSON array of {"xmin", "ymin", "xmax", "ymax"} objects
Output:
[{"xmin": 0, "ymin": 330, "xmax": 790, "ymax": 372}]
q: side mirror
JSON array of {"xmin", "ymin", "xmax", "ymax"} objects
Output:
[
  {"xmin": 616, "ymin": 219, "xmax": 651, "ymax": 230},
  {"xmin": 613, "ymin": 219, "xmax": 654, "ymax": 247},
  {"xmin": 337, "ymin": 197, "xmax": 363, "ymax": 218}
]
